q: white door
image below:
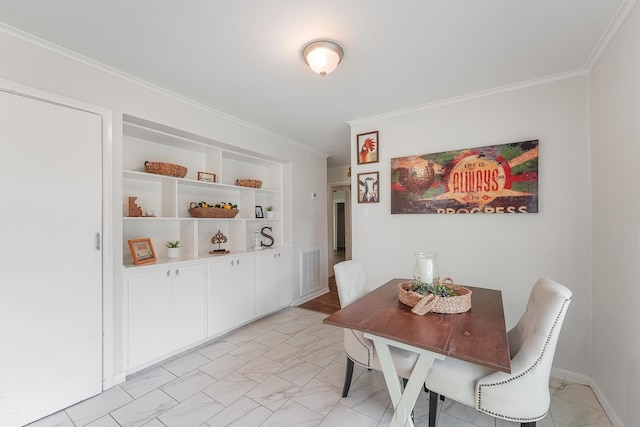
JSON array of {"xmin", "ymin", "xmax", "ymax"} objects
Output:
[{"xmin": 0, "ymin": 90, "xmax": 103, "ymax": 426}]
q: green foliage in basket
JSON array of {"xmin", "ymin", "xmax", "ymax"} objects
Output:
[{"xmin": 410, "ymin": 281, "xmax": 458, "ymax": 297}]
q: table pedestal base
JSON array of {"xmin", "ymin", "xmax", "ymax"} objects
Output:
[{"xmin": 365, "ymin": 333, "xmax": 445, "ymax": 427}]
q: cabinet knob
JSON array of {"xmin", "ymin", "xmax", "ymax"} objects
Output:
[
  {"xmin": 237, "ymin": 259, "xmax": 240, "ymax": 265},
  {"xmin": 175, "ymin": 269, "xmax": 180, "ymax": 276},
  {"xmin": 166, "ymin": 270, "xmax": 171, "ymax": 277},
  {"xmin": 230, "ymin": 260, "xmax": 234, "ymax": 266}
]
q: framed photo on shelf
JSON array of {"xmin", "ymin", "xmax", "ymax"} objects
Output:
[
  {"xmin": 356, "ymin": 130, "xmax": 379, "ymax": 164},
  {"xmin": 358, "ymin": 171, "xmax": 379, "ymax": 203},
  {"xmin": 197, "ymin": 171, "xmax": 216, "ymax": 183},
  {"xmin": 128, "ymin": 238, "xmax": 157, "ymax": 265},
  {"xmin": 255, "ymin": 206, "xmax": 264, "ymax": 218}
]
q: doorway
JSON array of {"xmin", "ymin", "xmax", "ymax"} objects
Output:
[{"xmin": 329, "ymin": 184, "xmax": 352, "ymax": 275}]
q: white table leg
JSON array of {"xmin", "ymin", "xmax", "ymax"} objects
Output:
[{"xmin": 365, "ymin": 333, "xmax": 445, "ymax": 427}]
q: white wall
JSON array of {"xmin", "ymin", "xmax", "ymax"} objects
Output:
[
  {"xmin": 349, "ymin": 77, "xmax": 593, "ymax": 374},
  {"xmin": 590, "ymin": 3, "xmax": 640, "ymax": 426},
  {"xmin": 0, "ymin": 28, "xmax": 328, "ymax": 379}
]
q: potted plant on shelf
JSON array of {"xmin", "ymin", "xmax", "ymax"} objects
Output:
[
  {"xmin": 166, "ymin": 240, "xmax": 181, "ymax": 259},
  {"xmin": 266, "ymin": 206, "xmax": 275, "ymax": 219}
]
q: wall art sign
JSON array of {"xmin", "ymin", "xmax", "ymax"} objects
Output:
[
  {"xmin": 357, "ymin": 130, "xmax": 379, "ymax": 164},
  {"xmin": 358, "ymin": 171, "xmax": 379, "ymax": 203},
  {"xmin": 391, "ymin": 140, "xmax": 538, "ymax": 214}
]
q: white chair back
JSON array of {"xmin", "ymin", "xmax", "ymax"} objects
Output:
[{"xmin": 334, "ymin": 260, "xmax": 368, "ymax": 307}]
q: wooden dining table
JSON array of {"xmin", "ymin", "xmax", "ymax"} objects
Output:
[{"xmin": 323, "ymin": 278, "xmax": 511, "ymax": 427}]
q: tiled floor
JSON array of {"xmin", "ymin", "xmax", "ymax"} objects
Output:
[{"xmin": 29, "ymin": 307, "xmax": 612, "ymax": 427}]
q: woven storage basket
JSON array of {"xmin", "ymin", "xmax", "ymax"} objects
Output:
[
  {"xmin": 188, "ymin": 202, "xmax": 239, "ymax": 218},
  {"xmin": 236, "ymin": 179, "xmax": 262, "ymax": 188},
  {"xmin": 144, "ymin": 161, "xmax": 187, "ymax": 178},
  {"xmin": 398, "ymin": 278, "xmax": 472, "ymax": 315}
]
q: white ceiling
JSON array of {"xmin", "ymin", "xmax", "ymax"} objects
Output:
[{"xmin": 0, "ymin": 0, "xmax": 625, "ymax": 167}]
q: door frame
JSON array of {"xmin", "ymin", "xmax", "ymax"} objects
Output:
[
  {"xmin": 328, "ymin": 181, "xmax": 352, "ymax": 275},
  {"xmin": 0, "ymin": 79, "xmax": 115, "ymax": 388}
]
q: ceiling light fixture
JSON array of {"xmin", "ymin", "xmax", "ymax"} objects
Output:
[{"xmin": 302, "ymin": 40, "xmax": 344, "ymax": 77}]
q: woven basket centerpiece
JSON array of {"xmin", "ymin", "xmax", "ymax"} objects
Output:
[
  {"xmin": 188, "ymin": 202, "xmax": 239, "ymax": 218},
  {"xmin": 144, "ymin": 161, "xmax": 187, "ymax": 178},
  {"xmin": 236, "ymin": 179, "xmax": 262, "ymax": 188},
  {"xmin": 398, "ymin": 277, "xmax": 472, "ymax": 315}
]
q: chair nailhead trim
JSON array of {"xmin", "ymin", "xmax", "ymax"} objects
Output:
[
  {"xmin": 346, "ymin": 329, "xmax": 372, "ymax": 367},
  {"xmin": 476, "ymin": 298, "xmax": 570, "ymax": 422}
]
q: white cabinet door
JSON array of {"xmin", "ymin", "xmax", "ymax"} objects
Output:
[
  {"xmin": 172, "ymin": 265, "xmax": 206, "ymax": 350},
  {"xmin": 276, "ymin": 248, "xmax": 293, "ymax": 308},
  {"xmin": 257, "ymin": 248, "xmax": 293, "ymax": 316},
  {"xmin": 128, "ymin": 269, "xmax": 172, "ymax": 368},
  {"xmin": 256, "ymin": 252, "xmax": 278, "ymax": 316},
  {"xmin": 208, "ymin": 255, "xmax": 256, "ymax": 336},
  {"xmin": 0, "ymin": 89, "xmax": 103, "ymax": 426}
]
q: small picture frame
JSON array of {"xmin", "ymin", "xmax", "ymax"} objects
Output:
[
  {"xmin": 255, "ymin": 206, "xmax": 264, "ymax": 218},
  {"xmin": 358, "ymin": 171, "xmax": 379, "ymax": 203},
  {"xmin": 128, "ymin": 238, "xmax": 157, "ymax": 265},
  {"xmin": 198, "ymin": 171, "xmax": 216, "ymax": 183},
  {"xmin": 357, "ymin": 131, "xmax": 379, "ymax": 165}
]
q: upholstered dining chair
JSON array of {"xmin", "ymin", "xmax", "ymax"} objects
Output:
[
  {"xmin": 333, "ymin": 260, "xmax": 419, "ymax": 397},
  {"xmin": 425, "ymin": 277, "xmax": 572, "ymax": 427}
]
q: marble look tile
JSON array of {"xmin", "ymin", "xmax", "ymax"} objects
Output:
[
  {"xmin": 236, "ymin": 356, "xmax": 284, "ymax": 383},
  {"xmin": 315, "ymin": 361, "xmax": 363, "ymax": 389},
  {"xmin": 260, "ymin": 399, "xmax": 325, "ymax": 427},
  {"xmin": 440, "ymin": 398, "xmax": 495, "ymax": 427},
  {"xmin": 276, "ymin": 359, "xmax": 323, "ymax": 387},
  {"xmin": 121, "ymin": 368, "xmax": 178, "ymax": 399},
  {"xmin": 284, "ymin": 331, "xmax": 323, "ymax": 349},
  {"xmin": 161, "ymin": 369, "xmax": 217, "ymax": 402},
  {"xmin": 84, "ymin": 415, "xmax": 120, "ymax": 427},
  {"xmin": 243, "ymin": 318, "xmax": 279, "ymax": 334},
  {"xmin": 223, "ymin": 329, "xmax": 259, "ymax": 345},
  {"xmin": 252, "ymin": 329, "xmax": 290, "ymax": 348},
  {"xmin": 196, "ymin": 341, "xmax": 239, "ymax": 361},
  {"xmin": 228, "ymin": 341, "xmax": 270, "ymax": 362},
  {"xmin": 319, "ymin": 403, "xmax": 378, "ymax": 427},
  {"xmin": 354, "ymin": 369, "xmax": 388, "ymax": 390},
  {"xmin": 299, "ymin": 345, "xmax": 342, "ymax": 368},
  {"xmin": 205, "ymin": 396, "xmax": 272, "ymax": 427},
  {"xmin": 291, "ymin": 378, "xmax": 343, "ymax": 416},
  {"xmin": 274, "ymin": 319, "xmax": 310, "ymax": 335},
  {"xmin": 314, "ymin": 330, "xmax": 344, "ymax": 351},
  {"xmin": 202, "ymin": 372, "xmax": 258, "ymax": 406},
  {"xmin": 110, "ymin": 389, "xmax": 177, "ymax": 427},
  {"xmin": 245, "ymin": 375, "xmax": 301, "ymax": 411},
  {"xmin": 157, "ymin": 392, "xmax": 223, "ymax": 427},
  {"xmin": 549, "ymin": 398, "xmax": 613, "ymax": 427},
  {"xmin": 262, "ymin": 342, "xmax": 304, "ymax": 365},
  {"xmin": 162, "ymin": 352, "xmax": 211, "ymax": 377},
  {"xmin": 552, "ymin": 381, "xmax": 603, "ymax": 410},
  {"xmin": 199, "ymin": 354, "xmax": 246, "ymax": 380},
  {"xmin": 137, "ymin": 419, "xmax": 165, "ymax": 427},
  {"xmin": 433, "ymin": 410, "xmax": 482, "ymax": 427},
  {"xmin": 27, "ymin": 410, "xmax": 75, "ymax": 427},
  {"xmin": 339, "ymin": 380, "xmax": 390, "ymax": 420},
  {"xmin": 303, "ymin": 322, "xmax": 337, "ymax": 338},
  {"xmin": 65, "ymin": 386, "xmax": 133, "ymax": 426}
]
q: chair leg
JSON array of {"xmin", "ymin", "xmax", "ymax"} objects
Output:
[
  {"xmin": 429, "ymin": 391, "xmax": 439, "ymax": 427},
  {"xmin": 342, "ymin": 357, "xmax": 355, "ymax": 397},
  {"xmin": 521, "ymin": 423, "xmax": 536, "ymax": 427}
]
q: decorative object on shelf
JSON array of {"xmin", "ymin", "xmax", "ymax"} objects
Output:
[
  {"xmin": 391, "ymin": 140, "xmax": 539, "ymax": 215},
  {"xmin": 398, "ymin": 277, "xmax": 472, "ymax": 315},
  {"xmin": 144, "ymin": 209, "xmax": 155, "ymax": 217},
  {"xmin": 209, "ymin": 230, "xmax": 230, "ymax": 255},
  {"xmin": 255, "ymin": 206, "xmax": 264, "ymax": 218},
  {"xmin": 358, "ymin": 172, "xmax": 379, "ymax": 203},
  {"xmin": 266, "ymin": 206, "xmax": 274, "ymax": 219},
  {"xmin": 128, "ymin": 196, "xmax": 143, "ymax": 217},
  {"xmin": 166, "ymin": 240, "xmax": 181, "ymax": 259},
  {"xmin": 197, "ymin": 171, "xmax": 216, "ymax": 183},
  {"xmin": 356, "ymin": 130, "xmax": 379, "ymax": 165},
  {"xmin": 144, "ymin": 161, "xmax": 187, "ymax": 178},
  {"xmin": 128, "ymin": 238, "xmax": 157, "ymax": 265},
  {"xmin": 254, "ymin": 231, "xmax": 263, "ymax": 251},
  {"xmin": 413, "ymin": 251, "xmax": 439, "ymax": 285},
  {"xmin": 188, "ymin": 202, "xmax": 239, "ymax": 218},
  {"xmin": 236, "ymin": 179, "xmax": 262, "ymax": 188},
  {"xmin": 260, "ymin": 226, "xmax": 274, "ymax": 248}
]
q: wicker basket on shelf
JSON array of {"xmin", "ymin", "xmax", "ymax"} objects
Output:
[
  {"xmin": 188, "ymin": 202, "xmax": 239, "ymax": 218},
  {"xmin": 236, "ymin": 179, "xmax": 262, "ymax": 188},
  {"xmin": 398, "ymin": 277, "xmax": 472, "ymax": 315},
  {"xmin": 144, "ymin": 161, "xmax": 187, "ymax": 178}
]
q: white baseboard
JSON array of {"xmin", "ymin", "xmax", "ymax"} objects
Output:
[
  {"xmin": 293, "ymin": 287, "xmax": 330, "ymax": 306},
  {"xmin": 551, "ymin": 368, "xmax": 623, "ymax": 427}
]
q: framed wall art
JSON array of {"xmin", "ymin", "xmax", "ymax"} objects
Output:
[
  {"xmin": 128, "ymin": 238, "xmax": 157, "ymax": 265},
  {"xmin": 357, "ymin": 131, "xmax": 379, "ymax": 164},
  {"xmin": 255, "ymin": 206, "xmax": 264, "ymax": 218},
  {"xmin": 391, "ymin": 140, "xmax": 539, "ymax": 214},
  {"xmin": 358, "ymin": 171, "xmax": 379, "ymax": 203},
  {"xmin": 197, "ymin": 171, "xmax": 216, "ymax": 182}
]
